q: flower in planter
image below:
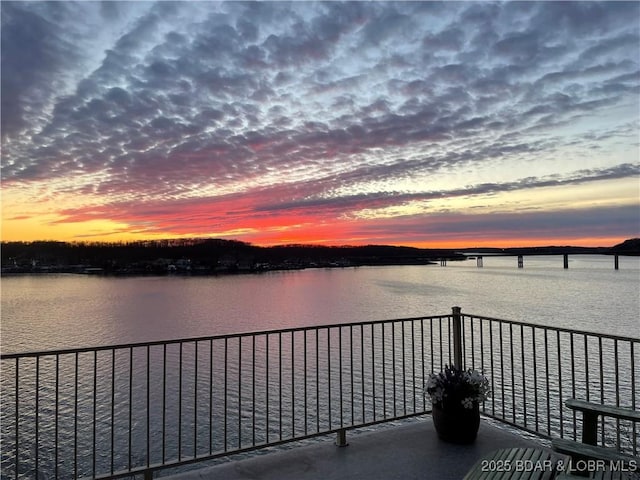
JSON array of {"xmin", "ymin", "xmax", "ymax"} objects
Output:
[{"xmin": 426, "ymin": 364, "xmax": 491, "ymax": 410}]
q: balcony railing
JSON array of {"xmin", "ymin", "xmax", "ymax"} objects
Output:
[
  {"xmin": 1, "ymin": 308, "xmax": 638, "ymax": 479},
  {"xmin": 461, "ymin": 310, "xmax": 639, "ymax": 456}
]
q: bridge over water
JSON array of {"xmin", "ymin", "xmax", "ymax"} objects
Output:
[{"xmin": 439, "ymin": 252, "xmax": 629, "ymax": 269}]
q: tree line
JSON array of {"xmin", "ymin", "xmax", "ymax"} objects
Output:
[{"xmin": 1, "ymin": 237, "xmax": 637, "ymax": 274}]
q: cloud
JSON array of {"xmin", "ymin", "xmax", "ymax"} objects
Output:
[
  {"xmin": 352, "ymin": 204, "xmax": 640, "ymax": 245},
  {"xmin": 1, "ymin": 1, "xmax": 638, "ymax": 245},
  {"xmin": 1, "ymin": 2, "xmax": 82, "ymax": 138},
  {"xmin": 49, "ymin": 162, "xmax": 639, "ymax": 243}
]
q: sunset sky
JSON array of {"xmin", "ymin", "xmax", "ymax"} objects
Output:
[{"xmin": 2, "ymin": 1, "xmax": 639, "ymax": 248}]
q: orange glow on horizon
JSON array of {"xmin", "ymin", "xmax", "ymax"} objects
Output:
[
  {"xmin": 2, "ymin": 183, "xmax": 635, "ymax": 250},
  {"xmin": 1, "ymin": 203, "xmax": 633, "ymax": 249},
  {"xmin": 1, "ymin": 219, "xmax": 628, "ymax": 249},
  {"xmin": 1, "ymin": 225, "xmax": 627, "ymax": 250},
  {"xmin": 251, "ymin": 235, "xmax": 631, "ymax": 250}
]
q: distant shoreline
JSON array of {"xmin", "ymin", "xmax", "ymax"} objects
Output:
[
  {"xmin": 1, "ymin": 238, "xmax": 638, "ymax": 276},
  {"xmin": 1, "ymin": 257, "xmax": 443, "ymax": 276}
]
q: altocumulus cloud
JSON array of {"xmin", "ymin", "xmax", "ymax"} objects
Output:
[{"xmin": 1, "ymin": 1, "xmax": 639, "ymax": 245}]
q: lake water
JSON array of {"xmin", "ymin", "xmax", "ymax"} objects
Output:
[
  {"xmin": 2, "ymin": 254, "xmax": 639, "ymax": 354},
  {"xmin": 2, "ymin": 254, "xmax": 639, "ymax": 479}
]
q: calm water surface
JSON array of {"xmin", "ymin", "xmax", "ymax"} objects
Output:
[
  {"xmin": 2, "ymin": 255, "xmax": 639, "ymax": 479},
  {"xmin": 2, "ymin": 255, "xmax": 639, "ymax": 354}
]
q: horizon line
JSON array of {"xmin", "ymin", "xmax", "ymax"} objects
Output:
[{"xmin": 2, "ymin": 236, "xmax": 637, "ymax": 251}]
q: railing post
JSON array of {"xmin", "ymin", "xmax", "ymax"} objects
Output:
[
  {"xmin": 336, "ymin": 428, "xmax": 348, "ymax": 447},
  {"xmin": 452, "ymin": 306, "xmax": 463, "ymax": 369}
]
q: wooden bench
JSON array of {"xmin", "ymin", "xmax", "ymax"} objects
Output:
[{"xmin": 552, "ymin": 399, "xmax": 640, "ymax": 478}]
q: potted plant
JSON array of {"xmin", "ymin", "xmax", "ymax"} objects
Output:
[{"xmin": 425, "ymin": 364, "xmax": 491, "ymax": 444}]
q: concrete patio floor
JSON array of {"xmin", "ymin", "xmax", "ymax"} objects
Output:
[{"xmin": 158, "ymin": 416, "xmax": 551, "ymax": 480}]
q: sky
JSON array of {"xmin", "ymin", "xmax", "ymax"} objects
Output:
[{"xmin": 1, "ymin": 1, "xmax": 639, "ymax": 248}]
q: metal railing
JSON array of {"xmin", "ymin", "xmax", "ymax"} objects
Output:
[
  {"xmin": 458, "ymin": 310, "xmax": 639, "ymax": 457},
  {"xmin": 1, "ymin": 308, "xmax": 638, "ymax": 479},
  {"xmin": 0, "ymin": 314, "xmax": 456, "ymax": 480}
]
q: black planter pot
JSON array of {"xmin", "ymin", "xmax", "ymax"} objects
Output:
[{"xmin": 431, "ymin": 402, "xmax": 480, "ymax": 444}]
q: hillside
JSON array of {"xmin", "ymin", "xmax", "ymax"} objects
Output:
[{"xmin": 1, "ymin": 238, "xmax": 637, "ymax": 275}]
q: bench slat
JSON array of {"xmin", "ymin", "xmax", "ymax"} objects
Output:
[
  {"xmin": 565, "ymin": 399, "xmax": 640, "ymax": 422},
  {"xmin": 552, "ymin": 438, "xmax": 638, "ymax": 464}
]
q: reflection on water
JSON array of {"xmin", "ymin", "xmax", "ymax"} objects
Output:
[{"xmin": 1, "ymin": 255, "xmax": 639, "ymax": 354}]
